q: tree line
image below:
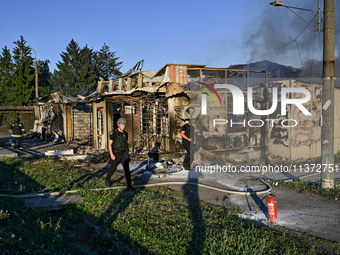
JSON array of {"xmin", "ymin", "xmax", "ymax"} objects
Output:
[{"xmin": 0, "ymin": 36, "xmax": 122, "ymax": 106}]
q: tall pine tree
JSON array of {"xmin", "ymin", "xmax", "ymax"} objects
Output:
[
  {"xmin": 94, "ymin": 43, "xmax": 122, "ymax": 80},
  {"xmin": 38, "ymin": 60, "xmax": 52, "ymax": 97},
  {"xmin": 10, "ymin": 36, "xmax": 35, "ymax": 105},
  {"xmin": 0, "ymin": 46, "xmax": 13, "ymax": 105},
  {"xmin": 51, "ymin": 40, "xmax": 123, "ymax": 97},
  {"xmin": 52, "ymin": 39, "xmax": 97, "ymax": 97},
  {"xmin": 78, "ymin": 44, "xmax": 96, "ymax": 95}
]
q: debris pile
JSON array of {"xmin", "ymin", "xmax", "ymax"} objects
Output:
[
  {"xmin": 85, "ymin": 150, "xmax": 110, "ymax": 164},
  {"xmin": 77, "ymin": 146, "xmax": 97, "ymax": 155},
  {"xmin": 146, "ymin": 158, "xmax": 183, "ymax": 175},
  {"xmin": 147, "ymin": 158, "xmax": 168, "ymax": 172}
]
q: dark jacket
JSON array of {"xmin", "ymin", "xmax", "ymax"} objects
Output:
[
  {"xmin": 10, "ymin": 122, "xmax": 26, "ymax": 137},
  {"xmin": 110, "ymin": 129, "xmax": 129, "ymax": 152}
]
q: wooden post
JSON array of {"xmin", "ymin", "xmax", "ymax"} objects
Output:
[
  {"xmin": 126, "ymin": 77, "xmax": 132, "ymax": 91},
  {"xmin": 138, "ymin": 73, "xmax": 143, "ymax": 88},
  {"xmin": 108, "ymin": 80, "xmax": 114, "ymax": 92},
  {"xmin": 118, "ymin": 78, "xmax": 123, "ymax": 90}
]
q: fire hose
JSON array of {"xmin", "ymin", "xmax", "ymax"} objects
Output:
[{"xmin": 0, "ymin": 178, "xmax": 272, "ymax": 198}]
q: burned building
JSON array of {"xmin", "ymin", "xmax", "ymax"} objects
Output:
[
  {"xmin": 84, "ymin": 63, "xmax": 269, "ymax": 162},
  {"xmin": 33, "ymin": 62, "xmax": 340, "ymax": 164},
  {"xmin": 32, "ymin": 92, "xmax": 93, "ymax": 143}
]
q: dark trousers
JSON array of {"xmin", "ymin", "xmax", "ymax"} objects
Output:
[
  {"xmin": 11, "ymin": 137, "xmax": 23, "ymax": 148},
  {"xmin": 106, "ymin": 150, "xmax": 132, "ymax": 188},
  {"xmin": 183, "ymin": 141, "xmax": 194, "ymax": 169}
]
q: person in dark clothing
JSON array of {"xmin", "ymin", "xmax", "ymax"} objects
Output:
[
  {"xmin": 181, "ymin": 118, "xmax": 197, "ymax": 170},
  {"xmin": 106, "ymin": 117, "xmax": 134, "ymax": 191},
  {"xmin": 10, "ymin": 118, "xmax": 26, "ymax": 150}
]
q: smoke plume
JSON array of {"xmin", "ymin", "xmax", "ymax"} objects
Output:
[{"xmin": 245, "ymin": 1, "xmax": 340, "ymax": 84}]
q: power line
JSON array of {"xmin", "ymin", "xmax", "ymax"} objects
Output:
[
  {"xmin": 247, "ymin": 40, "xmax": 295, "ymax": 63},
  {"xmin": 295, "ymin": 40, "xmax": 306, "ymax": 77},
  {"xmin": 248, "ymin": 14, "xmax": 318, "ymax": 63},
  {"xmin": 310, "ymin": 29, "xmax": 316, "ymax": 81},
  {"xmin": 309, "ymin": 1, "xmax": 319, "ymax": 81}
]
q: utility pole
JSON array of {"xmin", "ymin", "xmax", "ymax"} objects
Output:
[
  {"xmin": 321, "ymin": 0, "xmax": 335, "ymax": 189},
  {"xmin": 270, "ymin": 0, "xmax": 335, "ymax": 189}
]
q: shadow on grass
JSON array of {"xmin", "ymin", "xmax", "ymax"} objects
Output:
[
  {"xmin": 0, "ymin": 156, "xmax": 208, "ymax": 254},
  {"xmin": 75, "ymin": 164, "xmax": 154, "ymax": 254},
  {"xmin": 78, "ymin": 159, "xmax": 208, "ymax": 254},
  {"xmin": 0, "ymin": 158, "xmax": 45, "ymax": 194},
  {"xmin": 0, "ymin": 157, "xmax": 152, "ymax": 254},
  {"xmin": 67, "ymin": 167, "xmax": 123, "ymax": 188},
  {"xmin": 66, "ymin": 160, "xmax": 147, "ymax": 189},
  {"xmin": 182, "ymin": 173, "xmax": 206, "ymax": 255},
  {"xmin": 0, "ymin": 159, "xmax": 80, "ymax": 254}
]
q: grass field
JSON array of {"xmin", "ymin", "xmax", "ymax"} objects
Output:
[
  {"xmin": 1, "ymin": 157, "xmax": 340, "ymax": 254},
  {"xmin": 270, "ymin": 179, "xmax": 340, "ymax": 200}
]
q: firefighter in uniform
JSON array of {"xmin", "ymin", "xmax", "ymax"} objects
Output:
[
  {"xmin": 106, "ymin": 118, "xmax": 134, "ymax": 190},
  {"xmin": 10, "ymin": 118, "xmax": 26, "ymax": 150}
]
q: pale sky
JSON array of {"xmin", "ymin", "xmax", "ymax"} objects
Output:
[{"xmin": 1, "ymin": 0, "xmax": 338, "ymax": 74}]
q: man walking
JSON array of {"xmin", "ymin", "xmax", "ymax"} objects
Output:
[
  {"xmin": 10, "ymin": 118, "xmax": 26, "ymax": 150},
  {"xmin": 181, "ymin": 118, "xmax": 196, "ymax": 170},
  {"xmin": 106, "ymin": 118, "xmax": 134, "ymax": 191}
]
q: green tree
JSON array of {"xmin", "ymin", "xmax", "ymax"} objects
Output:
[
  {"xmin": 8, "ymin": 60, "xmax": 34, "ymax": 105},
  {"xmin": 52, "ymin": 39, "xmax": 80, "ymax": 96},
  {"xmin": 94, "ymin": 43, "xmax": 122, "ymax": 80},
  {"xmin": 51, "ymin": 40, "xmax": 123, "ymax": 97},
  {"xmin": 50, "ymin": 69, "xmax": 62, "ymax": 94},
  {"xmin": 78, "ymin": 44, "xmax": 97, "ymax": 95},
  {"xmin": 52, "ymin": 39, "xmax": 97, "ymax": 97},
  {"xmin": 38, "ymin": 59, "xmax": 52, "ymax": 97},
  {"xmin": 9, "ymin": 36, "xmax": 35, "ymax": 105},
  {"xmin": 0, "ymin": 46, "xmax": 13, "ymax": 105}
]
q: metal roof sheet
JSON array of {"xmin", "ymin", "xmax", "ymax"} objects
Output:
[
  {"xmin": 0, "ymin": 106, "xmax": 33, "ymax": 111},
  {"xmin": 152, "ymin": 63, "xmax": 206, "ymax": 78}
]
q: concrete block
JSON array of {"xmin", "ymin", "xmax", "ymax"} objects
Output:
[{"xmin": 45, "ymin": 149, "xmax": 74, "ymax": 156}]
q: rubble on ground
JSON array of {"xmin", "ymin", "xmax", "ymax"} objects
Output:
[{"xmin": 58, "ymin": 147, "xmax": 109, "ymax": 165}]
